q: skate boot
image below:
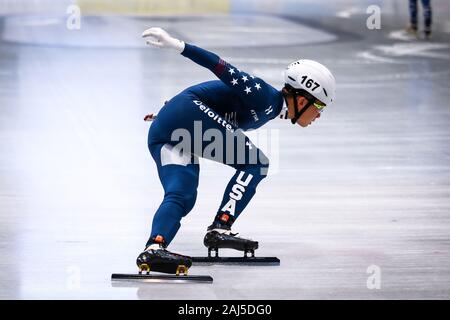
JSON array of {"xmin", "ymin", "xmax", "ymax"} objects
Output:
[
  {"xmin": 136, "ymin": 235, "xmax": 192, "ymax": 275},
  {"xmin": 203, "ymin": 213, "xmax": 259, "ymax": 258},
  {"xmin": 405, "ymin": 24, "xmax": 418, "ymax": 37}
]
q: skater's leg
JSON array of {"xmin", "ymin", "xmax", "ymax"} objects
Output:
[
  {"xmin": 409, "ymin": 0, "xmax": 418, "ymax": 29},
  {"xmin": 202, "ymin": 132, "xmax": 266, "ymax": 253},
  {"xmin": 147, "ymin": 141, "xmax": 199, "ymax": 246},
  {"xmin": 214, "ymin": 141, "xmax": 269, "ymax": 226},
  {"xmin": 421, "ymin": 0, "xmax": 432, "ymax": 34}
]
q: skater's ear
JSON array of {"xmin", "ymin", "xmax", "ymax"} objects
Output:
[{"xmin": 295, "ymin": 95, "xmax": 310, "ymax": 109}]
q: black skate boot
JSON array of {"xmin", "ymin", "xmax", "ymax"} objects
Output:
[
  {"xmin": 136, "ymin": 235, "xmax": 192, "ymax": 275},
  {"xmin": 203, "ymin": 213, "xmax": 259, "ymax": 258}
]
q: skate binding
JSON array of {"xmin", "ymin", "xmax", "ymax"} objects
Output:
[
  {"xmin": 208, "ymin": 247, "xmax": 219, "ymax": 258},
  {"xmin": 176, "ymin": 265, "xmax": 188, "ymax": 276},
  {"xmin": 207, "ymin": 246, "xmax": 256, "ymax": 258},
  {"xmin": 244, "ymin": 249, "xmax": 255, "ymax": 258},
  {"xmin": 138, "ymin": 263, "xmax": 151, "ymax": 275}
]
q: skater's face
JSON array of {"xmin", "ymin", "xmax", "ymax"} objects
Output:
[{"xmin": 287, "ymin": 95, "xmax": 322, "ymax": 127}]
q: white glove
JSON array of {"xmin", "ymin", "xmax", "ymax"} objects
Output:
[{"xmin": 142, "ymin": 27, "xmax": 185, "ymax": 53}]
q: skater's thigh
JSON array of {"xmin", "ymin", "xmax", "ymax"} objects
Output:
[{"xmin": 149, "ymin": 141, "xmax": 200, "ymax": 192}]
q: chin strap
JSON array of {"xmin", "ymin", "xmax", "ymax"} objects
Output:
[{"xmin": 290, "ymin": 92, "xmax": 315, "ymax": 124}]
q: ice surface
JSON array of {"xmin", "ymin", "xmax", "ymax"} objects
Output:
[{"xmin": 0, "ymin": 0, "xmax": 450, "ymax": 299}]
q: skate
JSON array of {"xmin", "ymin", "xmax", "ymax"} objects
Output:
[
  {"xmin": 204, "ymin": 227, "xmax": 259, "ymax": 258},
  {"xmin": 112, "ymin": 237, "xmax": 213, "ymax": 283},
  {"xmin": 136, "ymin": 243, "xmax": 192, "ymax": 275},
  {"xmin": 192, "ymin": 213, "xmax": 280, "ymax": 266}
]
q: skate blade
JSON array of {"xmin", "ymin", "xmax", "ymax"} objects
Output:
[
  {"xmin": 192, "ymin": 256, "xmax": 280, "ymax": 265},
  {"xmin": 111, "ymin": 273, "xmax": 213, "ymax": 283}
]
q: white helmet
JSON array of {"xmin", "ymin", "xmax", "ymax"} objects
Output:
[{"xmin": 284, "ymin": 59, "xmax": 336, "ymax": 107}]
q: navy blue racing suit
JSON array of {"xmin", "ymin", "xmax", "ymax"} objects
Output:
[{"xmin": 146, "ymin": 43, "xmax": 284, "ymax": 246}]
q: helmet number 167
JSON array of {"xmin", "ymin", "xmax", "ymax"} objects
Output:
[{"xmin": 300, "ymin": 75, "xmax": 320, "ymax": 91}]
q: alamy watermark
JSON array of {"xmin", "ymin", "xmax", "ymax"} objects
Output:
[
  {"xmin": 366, "ymin": 5, "xmax": 381, "ymax": 30},
  {"xmin": 66, "ymin": 5, "xmax": 81, "ymax": 30},
  {"xmin": 66, "ymin": 266, "xmax": 81, "ymax": 290},
  {"xmin": 366, "ymin": 265, "xmax": 381, "ymax": 289}
]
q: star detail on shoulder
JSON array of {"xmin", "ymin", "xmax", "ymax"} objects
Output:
[
  {"xmin": 250, "ymin": 75, "xmax": 255, "ymax": 79},
  {"xmin": 244, "ymin": 86, "xmax": 252, "ymax": 94},
  {"xmin": 254, "ymin": 83, "xmax": 261, "ymax": 90},
  {"xmin": 231, "ymin": 78, "xmax": 238, "ymax": 86},
  {"xmin": 241, "ymin": 75, "xmax": 248, "ymax": 83},
  {"xmin": 228, "ymin": 68, "xmax": 235, "ymax": 75}
]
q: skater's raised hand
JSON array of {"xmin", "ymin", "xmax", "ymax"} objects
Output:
[{"xmin": 142, "ymin": 27, "xmax": 185, "ymax": 53}]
